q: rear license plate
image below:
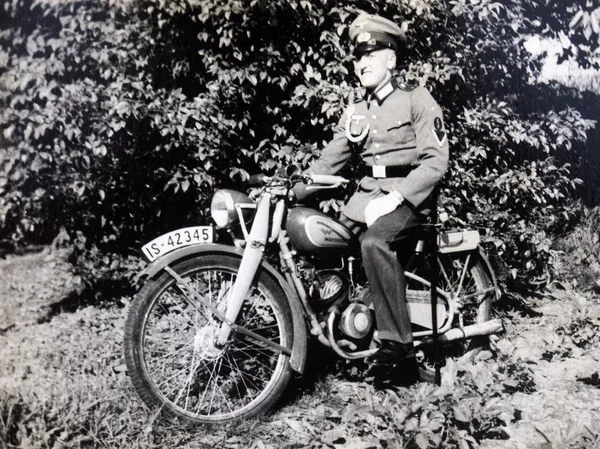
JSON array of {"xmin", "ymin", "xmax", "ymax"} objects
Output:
[{"xmin": 142, "ymin": 226, "xmax": 213, "ymax": 262}]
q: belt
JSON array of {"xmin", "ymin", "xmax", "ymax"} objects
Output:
[{"xmin": 363, "ymin": 164, "xmax": 415, "ymax": 178}]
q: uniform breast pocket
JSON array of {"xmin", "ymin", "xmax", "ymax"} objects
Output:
[{"xmin": 386, "ymin": 120, "xmax": 415, "ymax": 144}]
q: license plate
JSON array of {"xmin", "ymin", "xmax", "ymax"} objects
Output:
[{"xmin": 141, "ymin": 226, "xmax": 213, "ymax": 262}]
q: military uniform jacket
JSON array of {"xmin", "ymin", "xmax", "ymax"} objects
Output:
[{"xmin": 296, "ymin": 77, "xmax": 449, "ymax": 223}]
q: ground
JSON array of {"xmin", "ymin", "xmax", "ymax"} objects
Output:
[{"xmin": 1, "ymin": 250, "xmax": 600, "ymax": 448}]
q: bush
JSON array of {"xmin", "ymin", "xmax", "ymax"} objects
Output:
[
  {"xmin": 0, "ymin": 0, "xmax": 597, "ymax": 294},
  {"xmin": 551, "ymin": 206, "xmax": 600, "ymax": 290}
]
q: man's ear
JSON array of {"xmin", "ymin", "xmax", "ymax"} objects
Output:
[{"xmin": 387, "ymin": 52, "xmax": 397, "ymax": 70}]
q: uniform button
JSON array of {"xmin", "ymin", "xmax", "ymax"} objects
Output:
[
  {"xmin": 375, "ymin": 155, "xmax": 381, "ymax": 160},
  {"xmin": 373, "ymin": 129, "xmax": 378, "ymax": 134},
  {"xmin": 375, "ymin": 144, "xmax": 380, "ymax": 149},
  {"xmin": 372, "ymin": 115, "xmax": 377, "ymax": 119}
]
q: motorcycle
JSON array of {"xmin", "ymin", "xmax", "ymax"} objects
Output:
[{"xmin": 124, "ymin": 166, "xmax": 504, "ymax": 424}]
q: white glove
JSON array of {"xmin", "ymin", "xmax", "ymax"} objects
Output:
[{"xmin": 364, "ymin": 191, "xmax": 404, "ymax": 227}]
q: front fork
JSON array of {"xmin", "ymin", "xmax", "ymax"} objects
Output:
[{"xmin": 215, "ymin": 193, "xmax": 272, "ymax": 346}]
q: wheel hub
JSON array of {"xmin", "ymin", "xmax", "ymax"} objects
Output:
[{"xmin": 193, "ymin": 325, "xmax": 223, "ymax": 360}]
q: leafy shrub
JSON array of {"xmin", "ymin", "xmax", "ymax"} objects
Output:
[
  {"xmin": 536, "ymin": 291, "xmax": 600, "ymax": 361},
  {"xmin": 0, "ymin": 0, "xmax": 598, "ymax": 295},
  {"xmin": 551, "ymin": 206, "xmax": 600, "ymax": 290},
  {"xmin": 322, "ymin": 357, "xmax": 520, "ymax": 449}
]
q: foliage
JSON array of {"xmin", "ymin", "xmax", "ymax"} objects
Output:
[
  {"xmin": 530, "ymin": 1, "xmax": 600, "ymax": 70},
  {"xmin": 553, "ymin": 70, "xmax": 600, "ymax": 94},
  {"xmin": 534, "ymin": 421, "xmax": 600, "ymax": 449},
  {"xmin": 533, "ymin": 291, "xmax": 600, "ymax": 362},
  {"xmin": 296, "ymin": 354, "xmax": 525, "ymax": 449},
  {"xmin": 4, "ymin": 252, "xmax": 600, "ymax": 449},
  {"xmin": 551, "ymin": 206, "xmax": 600, "ymax": 291},
  {"xmin": 0, "ymin": 0, "xmax": 598, "ymax": 293},
  {"xmin": 555, "ymin": 292, "xmax": 600, "ymax": 353}
]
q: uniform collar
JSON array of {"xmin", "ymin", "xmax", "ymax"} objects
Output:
[{"xmin": 367, "ymin": 77, "xmax": 398, "ymax": 105}]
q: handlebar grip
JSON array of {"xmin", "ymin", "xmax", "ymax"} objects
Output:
[
  {"xmin": 309, "ymin": 174, "xmax": 349, "ymax": 185},
  {"xmin": 249, "ymin": 174, "xmax": 269, "ymax": 186}
]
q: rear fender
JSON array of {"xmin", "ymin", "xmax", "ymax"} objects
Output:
[
  {"xmin": 476, "ymin": 247, "xmax": 502, "ymax": 302},
  {"xmin": 141, "ymin": 243, "xmax": 307, "ymax": 374}
]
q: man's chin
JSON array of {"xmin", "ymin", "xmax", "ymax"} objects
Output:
[{"xmin": 359, "ymin": 78, "xmax": 378, "ymax": 89}]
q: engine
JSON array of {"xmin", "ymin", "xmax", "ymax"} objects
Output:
[{"xmin": 302, "ymin": 263, "xmax": 375, "ymax": 350}]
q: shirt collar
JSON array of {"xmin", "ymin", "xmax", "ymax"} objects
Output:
[{"xmin": 368, "ymin": 77, "xmax": 398, "ymax": 105}]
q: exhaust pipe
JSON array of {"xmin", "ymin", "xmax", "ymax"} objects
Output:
[{"xmin": 415, "ymin": 318, "xmax": 504, "ymax": 348}]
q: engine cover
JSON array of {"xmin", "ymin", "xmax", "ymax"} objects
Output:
[{"xmin": 339, "ymin": 303, "xmax": 373, "ymax": 339}]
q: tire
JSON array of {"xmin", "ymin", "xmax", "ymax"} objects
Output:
[
  {"xmin": 124, "ymin": 254, "xmax": 294, "ymax": 423},
  {"xmin": 406, "ymin": 248, "xmax": 495, "ymax": 382}
]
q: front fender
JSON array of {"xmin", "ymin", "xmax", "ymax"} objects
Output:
[{"xmin": 140, "ymin": 243, "xmax": 307, "ymax": 375}]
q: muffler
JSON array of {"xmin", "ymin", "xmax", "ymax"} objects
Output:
[{"xmin": 415, "ymin": 318, "xmax": 504, "ymax": 348}]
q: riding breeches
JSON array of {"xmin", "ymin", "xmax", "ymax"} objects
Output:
[{"xmin": 348, "ymin": 205, "xmax": 422, "ymax": 345}]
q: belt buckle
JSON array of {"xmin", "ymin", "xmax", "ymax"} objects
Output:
[{"xmin": 372, "ymin": 165, "xmax": 386, "ymax": 178}]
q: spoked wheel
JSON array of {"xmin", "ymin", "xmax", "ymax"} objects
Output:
[
  {"xmin": 406, "ymin": 248, "xmax": 496, "ymax": 382},
  {"xmin": 124, "ymin": 254, "xmax": 293, "ymax": 423}
]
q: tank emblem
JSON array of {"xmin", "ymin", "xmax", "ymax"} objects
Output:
[{"xmin": 305, "ymin": 216, "xmax": 352, "ymax": 248}]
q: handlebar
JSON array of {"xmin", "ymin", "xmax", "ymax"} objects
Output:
[
  {"xmin": 249, "ymin": 168, "xmax": 349, "ymax": 189},
  {"xmin": 306, "ymin": 174, "xmax": 349, "ymax": 188}
]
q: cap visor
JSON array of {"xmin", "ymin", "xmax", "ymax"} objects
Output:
[{"xmin": 353, "ymin": 43, "xmax": 392, "ymax": 56}]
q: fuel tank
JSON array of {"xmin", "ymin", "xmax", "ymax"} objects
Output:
[{"xmin": 286, "ymin": 207, "xmax": 359, "ymax": 254}]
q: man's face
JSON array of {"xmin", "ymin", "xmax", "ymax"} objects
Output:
[{"xmin": 354, "ymin": 48, "xmax": 396, "ymax": 90}]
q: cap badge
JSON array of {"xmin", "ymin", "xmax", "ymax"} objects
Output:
[{"xmin": 356, "ymin": 32, "xmax": 372, "ymax": 43}]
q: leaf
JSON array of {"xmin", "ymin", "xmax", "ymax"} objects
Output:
[
  {"xmin": 415, "ymin": 433, "xmax": 429, "ymax": 449},
  {"xmin": 453, "ymin": 404, "xmax": 472, "ymax": 423},
  {"xmin": 283, "ymin": 418, "xmax": 306, "ymax": 434},
  {"xmin": 321, "ymin": 427, "xmax": 346, "ymax": 444},
  {"xmin": 113, "ymin": 363, "xmax": 127, "ymax": 373},
  {"xmin": 475, "ymin": 350, "xmax": 493, "ymax": 362},
  {"xmin": 441, "ymin": 358, "xmax": 458, "ymax": 387},
  {"xmin": 458, "ymin": 438, "xmax": 471, "ymax": 449},
  {"xmin": 569, "ymin": 10, "xmax": 584, "ymax": 29}
]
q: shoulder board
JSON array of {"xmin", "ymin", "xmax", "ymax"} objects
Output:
[{"xmin": 398, "ymin": 79, "xmax": 419, "ymax": 91}]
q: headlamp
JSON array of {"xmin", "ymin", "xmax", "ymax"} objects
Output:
[{"xmin": 210, "ymin": 189, "xmax": 254, "ymax": 228}]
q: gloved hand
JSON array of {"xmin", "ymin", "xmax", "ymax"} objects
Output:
[{"xmin": 364, "ymin": 191, "xmax": 404, "ymax": 227}]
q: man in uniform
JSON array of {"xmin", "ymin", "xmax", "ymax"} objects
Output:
[{"xmin": 293, "ymin": 13, "xmax": 449, "ymax": 371}]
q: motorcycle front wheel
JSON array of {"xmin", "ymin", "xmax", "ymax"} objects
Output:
[{"xmin": 124, "ymin": 254, "xmax": 294, "ymax": 424}]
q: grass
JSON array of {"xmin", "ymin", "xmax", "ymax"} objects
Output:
[
  {"xmin": 0, "ymin": 306, "xmax": 147, "ymax": 448},
  {"xmin": 2, "ymin": 214, "xmax": 600, "ymax": 448},
  {"xmin": 0, "ymin": 254, "xmax": 348, "ymax": 448},
  {"xmin": 0, "ymin": 251, "xmax": 516, "ymax": 449}
]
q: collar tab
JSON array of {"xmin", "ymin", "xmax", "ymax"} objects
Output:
[{"xmin": 373, "ymin": 78, "xmax": 398, "ymax": 103}]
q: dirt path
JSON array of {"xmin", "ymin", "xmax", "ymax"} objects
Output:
[{"xmin": 1, "ymin": 251, "xmax": 600, "ymax": 448}]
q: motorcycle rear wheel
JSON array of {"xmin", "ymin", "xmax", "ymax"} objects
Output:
[
  {"xmin": 124, "ymin": 254, "xmax": 294, "ymax": 424},
  {"xmin": 406, "ymin": 248, "xmax": 495, "ymax": 382}
]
